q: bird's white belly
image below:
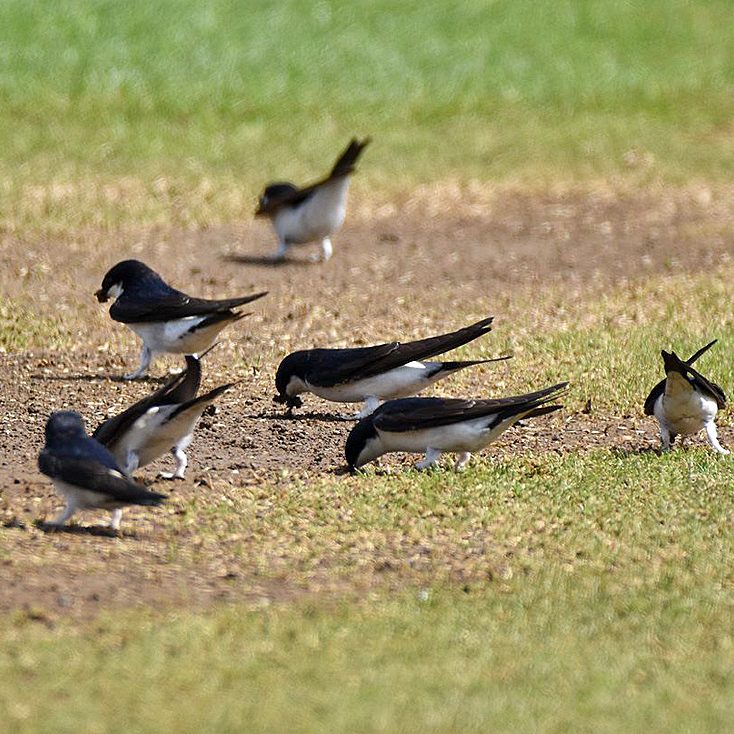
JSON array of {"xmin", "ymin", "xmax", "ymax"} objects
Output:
[
  {"xmin": 129, "ymin": 318, "xmax": 226, "ymax": 355},
  {"xmin": 111, "ymin": 405, "xmax": 203, "ymax": 469},
  {"xmin": 308, "ymin": 362, "xmax": 437, "ymax": 403},
  {"xmin": 275, "ymin": 178, "xmax": 349, "ymax": 245},
  {"xmin": 378, "ymin": 416, "xmax": 497, "ymax": 454},
  {"xmin": 655, "ymin": 390, "xmax": 717, "ymax": 435},
  {"xmin": 53, "ymin": 480, "xmax": 122, "ymax": 510}
]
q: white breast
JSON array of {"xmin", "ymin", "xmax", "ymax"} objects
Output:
[
  {"xmin": 128, "ymin": 317, "xmax": 230, "ymax": 355},
  {"xmin": 110, "ymin": 404, "xmax": 205, "ymax": 469},
  {"xmin": 273, "ymin": 178, "xmax": 350, "ymax": 245},
  {"xmin": 308, "ymin": 362, "xmax": 441, "ymax": 403},
  {"xmin": 53, "ymin": 479, "xmax": 123, "ymax": 510},
  {"xmin": 375, "ymin": 410, "xmax": 531, "ymax": 457},
  {"xmin": 655, "ymin": 373, "xmax": 718, "ymax": 435},
  {"xmin": 375, "ymin": 416, "xmax": 494, "ymax": 454}
]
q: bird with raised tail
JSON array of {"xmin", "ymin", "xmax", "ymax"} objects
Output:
[
  {"xmin": 256, "ymin": 137, "xmax": 370, "ymax": 262},
  {"xmin": 345, "ymin": 382, "xmax": 568, "ymax": 471},
  {"xmin": 274, "ymin": 317, "xmax": 511, "ymax": 419},
  {"xmin": 644, "ymin": 340, "xmax": 728, "ymax": 454},
  {"xmin": 96, "ymin": 259, "xmax": 267, "ymax": 379},
  {"xmin": 93, "ymin": 354, "xmax": 235, "ymax": 479},
  {"xmin": 38, "ymin": 411, "xmax": 166, "ymax": 530}
]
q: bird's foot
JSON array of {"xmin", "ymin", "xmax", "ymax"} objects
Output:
[
  {"xmin": 123, "ymin": 369, "xmax": 148, "ymax": 380},
  {"xmin": 158, "ymin": 471, "xmax": 186, "ymax": 480}
]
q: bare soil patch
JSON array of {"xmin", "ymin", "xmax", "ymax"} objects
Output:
[{"xmin": 1, "ymin": 186, "xmax": 733, "ymax": 620}]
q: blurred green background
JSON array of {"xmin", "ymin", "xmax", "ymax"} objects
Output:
[{"xmin": 0, "ymin": 0, "xmax": 731, "ymax": 194}]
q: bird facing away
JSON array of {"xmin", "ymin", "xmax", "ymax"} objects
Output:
[
  {"xmin": 345, "ymin": 382, "xmax": 568, "ymax": 471},
  {"xmin": 38, "ymin": 411, "xmax": 166, "ymax": 530},
  {"xmin": 643, "ymin": 340, "xmax": 728, "ymax": 454},
  {"xmin": 96, "ymin": 259, "xmax": 267, "ymax": 379},
  {"xmin": 255, "ymin": 137, "xmax": 371, "ymax": 262},
  {"xmin": 93, "ymin": 355, "xmax": 236, "ymax": 479},
  {"xmin": 273, "ymin": 316, "xmax": 511, "ymax": 419}
]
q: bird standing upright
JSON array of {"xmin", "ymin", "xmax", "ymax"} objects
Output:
[
  {"xmin": 96, "ymin": 259, "xmax": 267, "ymax": 379},
  {"xmin": 256, "ymin": 137, "xmax": 370, "ymax": 262},
  {"xmin": 644, "ymin": 340, "xmax": 728, "ymax": 454}
]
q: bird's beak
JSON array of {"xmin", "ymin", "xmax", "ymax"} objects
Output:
[{"xmin": 95, "ymin": 288, "xmax": 108, "ymax": 303}]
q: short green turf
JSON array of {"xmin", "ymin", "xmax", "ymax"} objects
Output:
[
  {"xmin": 3, "ymin": 448, "xmax": 734, "ymax": 733},
  {"xmin": 4, "ymin": 268, "xmax": 734, "ymax": 732},
  {"xmin": 3, "ymin": 3, "xmax": 734, "ymax": 731}
]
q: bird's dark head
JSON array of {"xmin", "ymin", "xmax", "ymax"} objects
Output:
[
  {"xmin": 344, "ymin": 416, "xmax": 380, "ymax": 472},
  {"xmin": 96, "ymin": 259, "xmax": 160, "ymax": 302},
  {"xmin": 44, "ymin": 411, "xmax": 87, "ymax": 446},
  {"xmin": 273, "ymin": 352, "xmax": 309, "ymax": 409},
  {"xmin": 661, "ymin": 349, "xmax": 688, "ymax": 378},
  {"xmin": 255, "ymin": 182, "xmax": 299, "ymax": 217}
]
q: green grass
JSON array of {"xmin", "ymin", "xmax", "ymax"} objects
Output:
[
  {"xmin": 3, "ymin": 3, "xmax": 734, "ymax": 729},
  {"xmin": 0, "ymin": 0, "xmax": 733, "ymax": 229},
  {"xmin": 3, "ymin": 450, "xmax": 734, "ymax": 733},
  {"xmin": 5, "ymin": 266, "xmax": 734, "ymax": 731}
]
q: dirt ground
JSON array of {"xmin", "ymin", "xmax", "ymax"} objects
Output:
[{"xmin": 1, "ymin": 185, "xmax": 733, "ymax": 620}]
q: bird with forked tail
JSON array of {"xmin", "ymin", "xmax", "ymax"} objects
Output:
[
  {"xmin": 644, "ymin": 340, "xmax": 728, "ymax": 454},
  {"xmin": 274, "ymin": 316, "xmax": 511, "ymax": 419},
  {"xmin": 345, "ymin": 382, "xmax": 569, "ymax": 471}
]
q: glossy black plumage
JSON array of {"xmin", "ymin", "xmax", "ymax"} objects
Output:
[
  {"xmin": 369, "ymin": 383, "xmax": 568, "ymax": 433},
  {"xmin": 38, "ymin": 412, "xmax": 165, "ymax": 507},
  {"xmin": 643, "ymin": 340, "xmax": 726, "ymax": 415},
  {"xmin": 96, "ymin": 259, "xmax": 267, "ymax": 324},
  {"xmin": 275, "ymin": 316, "xmax": 497, "ymax": 393}
]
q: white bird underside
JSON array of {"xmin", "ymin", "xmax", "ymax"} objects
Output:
[
  {"xmin": 50, "ymin": 479, "xmax": 126, "ymax": 530},
  {"xmin": 306, "ymin": 362, "xmax": 446, "ymax": 404},
  {"xmin": 273, "ymin": 177, "xmax": 350, "ymax": 246},
  {"xmin": 375, "ymin": 414, "xmax": 520, "ymax": 457},
  {"xmin": 53, "ymin": 479, "xmax": 127, "ymax": 510},
  {"xmin": 653, "ymin": 372, "xmax": 728, "ymax": 454},
  {"xmin": 128, "ymin": 317, "xmax": 230, "ymax": 356},
  {"xmin": 109, "ymin": 403, "xmax": 208, "ymax": 474}
]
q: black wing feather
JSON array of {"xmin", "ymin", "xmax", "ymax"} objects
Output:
[
  {"xmin": 306, "ymin": 317, "xmax": 495, "ymax": 387},
  {"xmin": 167, "ymin": 382, "xmax": 235, "ymax": 421},
  {"xmin": 109, "ymin": 291, "xmax": 267, "ymax": 324},
  {"xmin": 93, "ymin": 356, "xmax": 202, "ymax": 448},
  {"xmin": 38, "ymin": 452, "xmax": 165, "ymax": 506},
  {"xmin": 373, "ymin": 383, "xmax": 568, "ymax": 432},
  {"xmin": 330, "ymin": 137, "xmax": 371, "ymax": 177}
]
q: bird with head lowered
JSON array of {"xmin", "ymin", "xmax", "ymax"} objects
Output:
[
  {"xmin": 274, "ymin": 316, "xmax": 510, "ymax": 419},
  {"xmin": 345, "ymin": 382, "xmax": 568, "ymax": 472}
]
